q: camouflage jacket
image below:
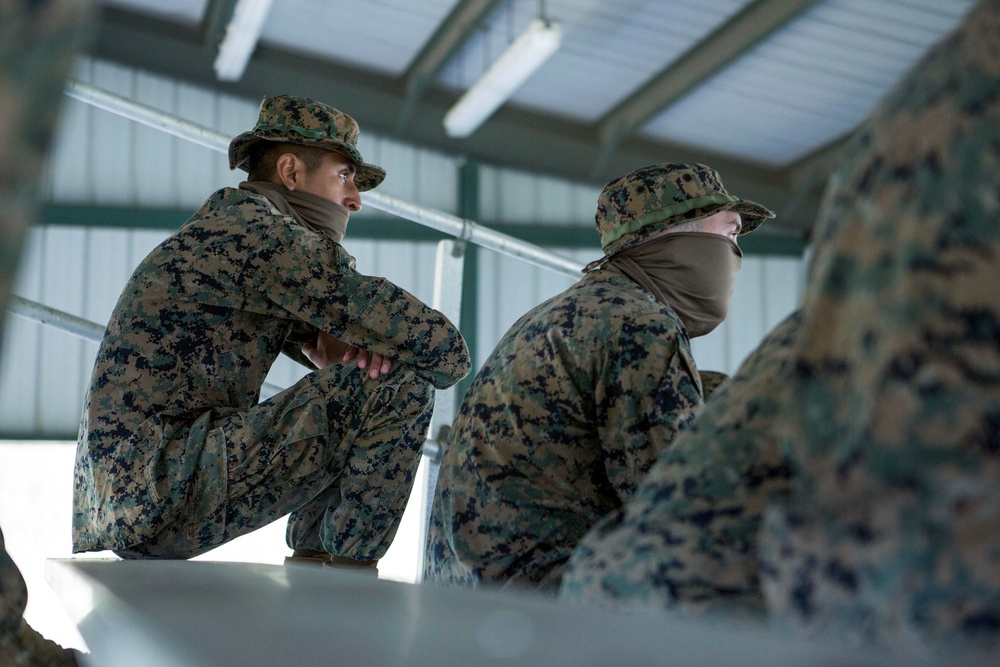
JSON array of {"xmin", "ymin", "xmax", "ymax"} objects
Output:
[
  {"xmin": 425, "ymin": 268, "xmax": 704, "ymax": 592},
  {"xmin": 73, "ymin": 187, "xmax": 469, "ymax": 552}
]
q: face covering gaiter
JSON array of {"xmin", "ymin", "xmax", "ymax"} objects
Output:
[
  {"xmin": 608, "ymin": 232, "xmax": 743, "ymax": 337},
  {"xmin": 240, "ymin": 180, "xmax": 350, "ymax": 243}
]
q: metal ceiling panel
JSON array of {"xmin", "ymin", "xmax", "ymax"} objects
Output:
[
  {"xmin": 641, "ymin": 0, "xmax": 976, "ymax": 166},
  {"xmin": 260, "ymin": 0, "xmax": 466, "ymax": 76},
  {"xmin": 435, "ymin": 0, "xmax": 757, "ymax": 122}
]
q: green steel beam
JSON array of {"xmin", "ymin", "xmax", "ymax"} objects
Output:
[{"xmin": 39, "ymin": 203, "xmax": 806, "ymax": 255}]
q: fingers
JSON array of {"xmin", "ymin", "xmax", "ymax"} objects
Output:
[
  {"xmin": 336, "ymin": 345, "xmax": 393, "ymax": 379},
  {"xmin": 368, "ymin": 353, "xmax": 386, "ymax": 379}
]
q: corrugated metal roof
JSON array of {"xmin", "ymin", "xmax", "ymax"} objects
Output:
[
  {"xmin": 642, "ymin": 0, "xmax": 976, "ymax": 164},
  {"xmin": 261, "ymin": 0, "xmax": 466, "ymax": 75},
  {"xmin": 89, "ymin": 0, "xmax": 978, "ymax": 174},
  {"xmin": 436, "ymin": 0, "xmax": 758, "ymax": 122}
]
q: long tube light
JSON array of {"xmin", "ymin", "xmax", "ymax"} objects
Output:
[
  {"xmin": 443, "ymin": 18, "xmax": 562, "ymax": 138},
  {"xmin": 213, "ymin": 0, "xmax": 276, "ymax": 82}
]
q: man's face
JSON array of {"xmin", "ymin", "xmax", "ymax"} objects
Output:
[
  {"xmin": 664, "ymin": 209, "xmax": 743, "ymax": 243},
  {"xmin": 294, "ymin": 151, "xmax": 362, "ymax": 211}
]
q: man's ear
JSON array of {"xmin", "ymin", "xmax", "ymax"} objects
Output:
[{"xmin": 275, "ymin": 153, "xmax": 300, "ymax": 190}]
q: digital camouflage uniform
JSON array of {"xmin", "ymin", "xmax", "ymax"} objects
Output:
[
  {"xmin": 424, "ymin": 164, "xmax": 772, "ymax": 593},
  {"xmin": 1, "ymin": 0, "xmax": 87, "ymax": 664},
  {"xmin": 73, "ymin": 99, "xmax": 470, "ymax": 564},
  {"xmin": 562, "ymin": 0, "xmax": 1000, "ymax": 653}
]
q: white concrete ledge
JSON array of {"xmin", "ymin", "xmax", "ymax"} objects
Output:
[{"xmin": 45, "ymin": 558, "xmax": 964, "ymax": 667}]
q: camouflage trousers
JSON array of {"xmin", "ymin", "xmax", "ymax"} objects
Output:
[{"xmin": 114, "ymin": 364, "xmax": 433, "ymax": 562}]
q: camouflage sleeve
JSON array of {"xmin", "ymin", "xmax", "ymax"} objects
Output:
[
  {"xmin": 561, "ymin": 311, "xmax": 802, "ymax": 612},
  {"xmin": 595, "ymin": 312, "xmax": 703, "ymax": 503},
  {"xmin": 247, "ymin": 226, "xmax": 470, "ymax": 389}
]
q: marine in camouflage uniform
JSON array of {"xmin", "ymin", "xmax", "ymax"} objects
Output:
[
  {"xmin": 1, "ymin": 0, "xmax": 87, "ymax": 664},
  {"xmin": 562, "ymin": 0, "xmax": 1000, "ymax": 653},
  {"xmin": 73, "ymin": 96, "xmax": 470, "ymax": 568},
  {"xmin": 424, "ymin": 164, "xmax": 773, "ymax": 593}
]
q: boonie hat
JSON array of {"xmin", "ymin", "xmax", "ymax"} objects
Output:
[
  {"xmin": 596, "ymin": 163, "xmax": 775, "ymax": 255},
  {"xmin": 229, "ymin": 95, "xmax": 386, "ymax": 191}
]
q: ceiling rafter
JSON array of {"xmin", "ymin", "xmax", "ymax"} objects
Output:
[
  {"xmin": 592, "ymin": 0, "xmax": 825, "ymax": 177},
  {"xmin": 200, "ymin": 0, "xmax": 240, "ymax": 47},
  {"xmin": 395, "ymin": 0, "xmax": 505, "ymax": 136}
]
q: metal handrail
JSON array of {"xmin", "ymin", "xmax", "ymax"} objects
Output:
[
  {"xmin": 64, "ymin": 81, "xmax": 583, "ymax": 280},
  {"xmin": 7, "ymin": 295, "xmax": 286, "ymax": 398}
]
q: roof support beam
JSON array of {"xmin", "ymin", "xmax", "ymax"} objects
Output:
[
  {"xmin": 213, "ymin": 0, "xmax": 276, "ymax": 81},
  {"xmin": 592, "ymin": 0, "xmax": 824, "ymax": 177},
  {"xmin": 200, "ymin": 0, "xmax": 240, "ymax": 46},
  {"xmin": 395, "ymin": 0, "xmax": 504, "ymax": 135}
]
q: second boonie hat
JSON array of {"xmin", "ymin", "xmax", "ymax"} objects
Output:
[{"xmin": 596, "ymin": 163, "xmax": 775, "ymax": 255}]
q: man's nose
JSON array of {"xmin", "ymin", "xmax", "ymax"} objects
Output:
[{"xmin": 344, "ymin": 182, "xmax": 361, "ymax": 211}]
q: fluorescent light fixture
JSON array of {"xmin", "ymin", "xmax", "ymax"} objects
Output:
[
  {"xmin": 213, "ymin": 0, "xmax": 276, "ymax": 82},
  {"xmin": 444, "ymin": 18, "xmax": 562, "ymax": 138}
]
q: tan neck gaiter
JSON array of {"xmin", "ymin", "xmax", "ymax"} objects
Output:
[
  {"xmin": 240, "ymin": 180, "xmax": 350, "ymax": 243},
  {"xmin": 609, "ymin": 232, "xmax": 743, "ymax": 337}
]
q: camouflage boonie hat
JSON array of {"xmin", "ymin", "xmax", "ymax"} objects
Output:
[
  {"xmin": 229, "ymin": 95, "xmax": 386, "ymax": 191},
  {"xmin": 596, "ymin": 163, "xmax": 775, "ymax": 255}
]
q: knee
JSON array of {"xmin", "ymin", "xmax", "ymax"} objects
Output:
[{"xmin": 385, "ymin": 369, "xmax": 434, "ymax": 418}]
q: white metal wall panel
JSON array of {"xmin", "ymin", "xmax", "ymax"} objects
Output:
[
  {"xmin": 360, "ymin": 137, "xmax": 461, "ymax": 217},
  {"xmin": 134, "ymin": 71, "xmax": 179, "ymax": 207},
  {"xmin": 90, "ymin": 61, "xmax": 136, "ymax": 205},
  {"xmin": 1, "ymin": 234, "xmax": 43, "ymax": 435},
  {"xmin": 177, "ymin": 85, "xmax": 225, "ymax": 205},
  {"xmin": 37, "ymin": 229, "xmax": 90, "ymax": 430},
  {"xmin": 479, "ymin": 165, "xmax": 600, "ymax": 226}
]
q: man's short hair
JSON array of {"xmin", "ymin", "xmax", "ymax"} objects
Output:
[{"xmin": 246, "ymin": 141, "xmax": 331, "ymax": 181}]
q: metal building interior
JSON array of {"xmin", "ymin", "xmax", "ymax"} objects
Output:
[{"xmin": 0, "ymin": 0, "xmax": 983, "ymax": 664}]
